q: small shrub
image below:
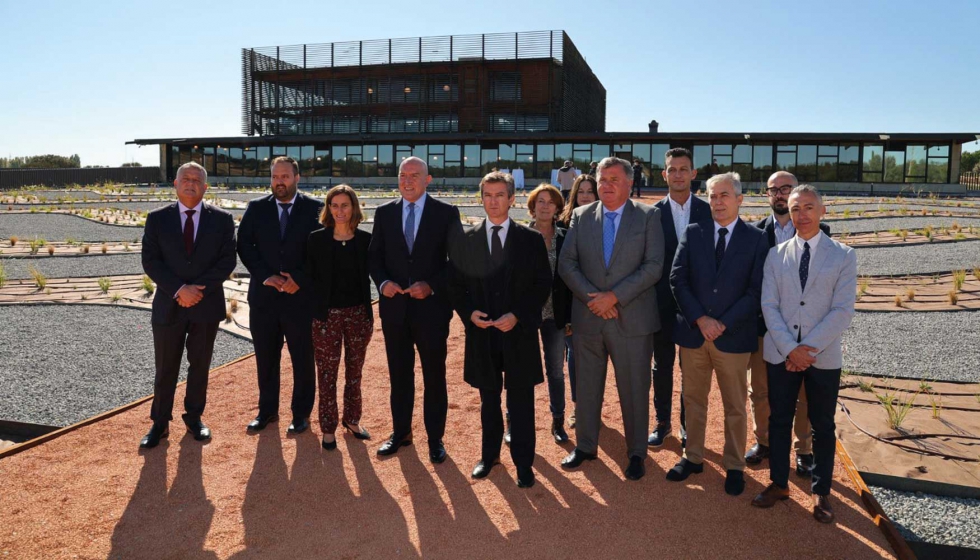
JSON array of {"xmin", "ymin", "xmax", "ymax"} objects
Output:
[
  {"xmin": 98, "ymin": 276, "xmax": 112, "ymax": 294},
  {"xmin": 80, "ymin": 294, "xmax": 87, "ymax": 301},
  {"xmin": 81, "ymin": 244, "xmax": 90, "ymax": 254},
  {"xmin": 47, "ymin": 245, "xmax": 55, "ymax": 256},
  {"xmin": 952, "ymin": 270, "xmax": 966, "ymax": 292},
  {"xmin": 899, "ymin": 230, "xmax": 908, "ymax": 241},
  {"xmin": 928, "ymin": 394, "xmax": 943, "ymax": 419},
  {"xmin": 28, "ymin": 237, "xmax": 46, "ymax": 255},
  {"xmin": 64, "ymin": 237, "xmax": 78, "ymax": 246},
  {"xmin": 0, "ymin": 261, "xmax": 7, "ymax": 289},
  {"xmin": 904, "ymin": 287, "xmax": 916, "ymax": 302},
  {"xmin": 100, "ymin": 243, "xmax": 108, "ymax": 254},
  {"xmin": 878, "ymin": 389, "xmax": 918, "ymax": 430},
  {"xmin": 919, "ymin": 379, "xmax": 933, "ymax": 393},
  {"xmin": 27, "ymin": 265, "xmax": 46, "ymax": 289},
  {"xmin": 225, "ymin": 309, "xmax": 233, "ymax": 323},
  {"xmin": 228, "ymin": 298, "xmax": 239, "ymax": 313},
  {"xmin": 9, "ymin": 236, "xmax": 18, "ymax": 247},
  {"xmin": 948, "ymin": 290, "xmax": 958, "ymax": 305},
  {"xmin": 141, "ymin": 275, "xmax": 155, "ymax": 294},
  {"xmin": 858, "ymin": 378, "xmax": 875, "ymax": 393},
  {"xmin": 123, "ymin": 242, "xmax": 131, "ymax": 252},
  {"xmin": 894, "ymin": 294, "xmax": 904, "ymax": 307},
  {"xmin": 857, "ymin": 277, "xmax": 870, "ymax": 299},
  {"xmin": 111, "ymin": 292, "xmax": 122, "ymax": 303}
]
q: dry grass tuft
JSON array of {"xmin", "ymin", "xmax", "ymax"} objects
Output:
[
  {"xmin": 893, "ymin": 293, "xmax": 904, "ymax": 307},
  {"xmin": 948, "ymin": 290, "xmax": 959, "ymax": 305},
  {"xmin": 100, "ymin": 243, "xmax": 108, "ymax": 254},
  {"xmin": 27, "ymin": 264, "xmax": 46, "ymax": 289},
  {"xmin": 9, "ymin": 236, "xmax": 18, "ymax": 247},
  {"xmin": 98, "ymin": 276, "xmax": 112, "ymax": 294},
  {"xmin": 904, "ymin": 287, "xmax": 916, "ymax": 302},
  {"xmin": 952, "ymin": 270, "xmax": 966, "ymax": 292},
  {"xmin": 47, "ymin": 245, "xmax": 55, "ymax": 256}
]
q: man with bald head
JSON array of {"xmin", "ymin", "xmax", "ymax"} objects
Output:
[
  {"xmin": 370, "ymin": 156, "xmax": 463, "ymax": 463},
  {"xmin": 745, "ymin": 171, "xmax": 829, "ymax": 476}
]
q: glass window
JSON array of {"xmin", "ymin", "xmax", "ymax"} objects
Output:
[
  {"xmin": 632, "ymin": 143, "xmax": 651, "ymax": 163},
  {"xmin": 412, "ymin": 145, "xmax": 427, "ymax": 161},
  {"xmin": 863, "ymin": 144, "xmax": 883, "ymax": 172},
  {"xmin": 713, "ymin": 155, "xmax": 732, "ymax": 174},
  {"xmin": 555, "ymin": 143, "xmax": 572, "ymax": 166},
  {"xmin": 818, "ymin": 145, "xmax": 838, "ymax": 157},
  {"xmin": 481, "ymin": 147, "xmax": 498, "ymax": 175},
  {"xmin": 299, "ymin": 146, "xmax": 314, "ymax": 176},
  {"xmin": 243, "ymin": 147, "xmax": 257, "ymax": 178},
  {"xmin": 752, "ymin": 144, "xmax": 773, "ymax": 182},
  {"xmin": 332, "ymin": 146, "xmax": 347, "ymax": 177},
  {"xmin": 884, "ymin": 150, "xmax": 905, "ymax": 182},
  {"xmin": 202, "ymin": 147, "xmax": 215, "ymax": 175},
  {"xmin": 713, "ymin": 144, "xmax": 732, "ymax": 156},
  {"xmin": 537, "ymin": 144, "xmax": 554, "ymax": 162},
  {"xmin": 395, "ymin": 145, "xmax": 412, "ymax": 168},
  {"xmin": 796, "ymin": 145, "xmax": 817, "ymax": 181},
  {"xmin": 286, "ymin": 146, "xmax": 301, "ymax": 163},
  {"xmin": 362, "ymin": 145, "xmax": 378, "ymax": 177},
  {"xmin": 776, "ymin": 151, "xmax": 795, "ymax": 172},
  {"xmin": 190, "ymin": 146, "xmax": 203, "ymax": 166},
  {"xmin": 928, "ymin": 145, "xmax": 949, "ymax": 157},
  {"xmin": 377, "ymin": 145, "xmax": 393, "ymax": 177},
  {"xmin": 733, "ymin": 144, "xmax": 751, "ymax": 164},
  {"xmin": 464, "ymin": 144, "xmax": 480, "ymax": 177},
  {"xmin": 216, "ymin": 147, "xmax": 230, "ymax": 176},
  {"xmin": 272, "ymin": 146, "xmax": 287, "ymax": 158},
  {"xmin": 905, "ymin": 145, "xmax": 926, "ymax": 179},
  {"xmin": 314, "ymin": 148, "xmax": 330, "ymax": 177},
  {"xmin": 839, "ymin": 144, "xmax": 859, "ymax": 165},
  {"xmin": 777, "ymin": 143, "xmax": 796, "ymax": 152},
  {"xmin": 693, "ymin": 144, "xmax": 712, "ymax": 177},
  {"xmin": 428, "ymin": 153, "xmax": 444, "ymax": 178},
  {"xmin": 591, "ymin": 144, "xmax": 610, "ymax": 161},
  {"xmin": 838, "ymin": 163, "xmax": 860, "ymax": 182},
  {"xmin": 817, "ymin": 157, "xmax": 838, "ymax": 182},
  {"xmin": 257, "ymin": 147, "xmax": 271, "ymax": 177},
  {"xmin": 229, "ymin": 148, "xmax": 243, "ymax": 177},
  {"xmin": 927, "ymin": 158, "xmax": 949, "ymax": 183},
  {"xmin": 498, "ymin": 143, "xmax": 516, "ymax": 171},
  {"xmin": 651, "ymin": 143, "xmax": 671, "ymax": 167}
]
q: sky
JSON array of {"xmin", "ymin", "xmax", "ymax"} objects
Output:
[{"xmin": 1, "ymin": 0, "xmax": 978, "ymax": 167}]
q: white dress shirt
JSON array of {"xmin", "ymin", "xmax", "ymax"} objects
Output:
[
  {"xmin": 401, "ymin": 192, "xmax": 427, "ymax": 240},
  {"xmin": 177, "ymin": 200, "xmax": 204, "ymax": 241},
  {"xmin": 794, "ymin": 230, "xmax": 823, "ymax": 280},
  {"xmin": 668, "ymin": 194, "xmax": 692, "ymax": 241},
  {"xmin": 601, "ymin": 201, "xmax": 627, "ymax": 240},
  {"xmin": 276, "ymin": 192, "xmax": 298, "ymax": 220},
  {"xmin": 714, "ymin": 217, "xmax": 740, "ymax": 246},
  {"xmin": 773, "ymin": 215, "xmax": 796, "ymax": 245},
  {"xmin": 485, "ymin": 217, "xmax": 512, "ymax": 251}
]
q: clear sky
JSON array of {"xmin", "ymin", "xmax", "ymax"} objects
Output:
[{"xmin": 1, "ymin": 0, "xmax": 978, "ymax": 167}]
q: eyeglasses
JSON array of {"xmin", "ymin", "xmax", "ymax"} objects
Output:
[{"xmin": 766, "ymin": 185, "xmax": 793, "ymax": 196}]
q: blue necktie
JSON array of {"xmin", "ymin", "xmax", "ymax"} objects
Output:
[
  {"xmin": 279, "ymin": 203, "xmax": 291, "ymax": 240},
  {"xmin": 404, "ymin": 202, "xmax": 416, "ymax": 253},
  {"xmin": 799, "ymin": 241, "xmax": 811, "ymax": 291},
  {"xmin": 603, "ymin": 212, "xmax": 617, "ymax": 267},
  {"xmin": 715, "ymin": 227, "xmax": 728, "ymax": 267}
]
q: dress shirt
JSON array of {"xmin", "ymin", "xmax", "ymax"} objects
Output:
[
  {"xmin": 601, "ymin": 201, "xmax": 627, "ymax": 240},
  {"xmin": 276, "ymin": 192, "xmax": 298, "ymax": 219},
  {"xmin": 401, "ymin": 192, "xmax": 427, "ymax": 241},
  {"xmin": 177, "ymin": 200, "xmax": 203, "ymax": 242},
  {"xmin": 794, "ymin": 230, "xmax": 823, "ymax": 280},
  {"xmin": 668, "ymin": 194, "xmax": 692, "ymax": 241},
  {"xmin": 485, "ymin": 217, "xmax": 512, "ymax": 251},
  {"xmin": 714, "ymin": 217, "xmax": 740, "ymax": 246},
  {"xmin": 772, "ymin": 215, "xmax": 796, "ymax": 245}
]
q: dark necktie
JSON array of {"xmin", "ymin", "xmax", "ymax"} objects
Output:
[
  {"xmin": 183, "ymin": 210, "xmax": 196, "ymax": 256},
  {"xmin": 491, "ymin": 225, "xmax": 504, "ymax": 268},
  {"xmin": 799, "ymin": 241, "xmax": 811, "ymax": 291},
  {"xmin": 715, "ymin": 227, "xmax": 728, "ymax": 267},
  {"xmin": 279, "ymin": 203, "xmax": 292, "ymax": 240},
  {"xmin": 405, "ymin": 202, "xmax": 416, "ymax": 253}
]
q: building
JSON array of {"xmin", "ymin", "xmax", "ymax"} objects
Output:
[{"xmin": 130, "ymin": 30, "xmax": 979, "ymax": 193}]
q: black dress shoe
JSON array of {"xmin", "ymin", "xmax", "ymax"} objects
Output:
[
  {"xmin": 625, "ymin": 456, "xmax": 646, "ymax": 481},
  {"xmin": 745, "ymin": 443, "xmax": 770, "ymax": 465},
  {"xmin": 647, "ymin": 422, "xmax": 672, "ymax": 447},
  {"xmin": 552, "ymin": 417, "xmax": 569, "ymax": 443},
  {"xmin": 429, "ymin": 441, "xmax": 447, "ymax": 464},
  {"xmin": 472, "ymin": 458, "xmax": 499, "ymax": 479},
  {"xmin": 796, "ymin": 454, "xmax": 814, "ymax": 477},
  {"xmin": 246, "ymin": 414, "xmax": 278, "ymax": 432},
  {"xmin": 725, "ymin": 470, "xmax": 745, "ymax": 496},
  {"xmin": 561, "ymin": 448, "xmax": 597, "ymax": 469},
  {"xmin": 377, "ymin": 433, "xmax": 413, "ymax": 456},
  {"xmin": 516, "ymin": 466, "xmax": 535, "ymax": 488},
  {"xmin": 184, "ymin": 419, "xmax": 212, "ymax": 441},
  {"xmin": 321, "ymin": 436, "xmax": 337, "ymax": 451},
  {"xmin": 287, "ymin": 417, "xmax": 310, "ymax": 434},
  {"xmin": 342, "ymin": 420, "xmax": 371, "ymax": 440},
  {"xmin": 504, "ymin": 415, "xmax": 512, "ymax": 446},
  {"xmin": 665, "ymin": 458, "xmax": 703, "ymax": 481},
  {"xmin": 139, "ymin": 424, "xmax": 169, "ymax": 449}
]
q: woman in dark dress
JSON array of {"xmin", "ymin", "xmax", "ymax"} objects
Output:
[{"xmin": 306, "ymin": 185, "xmax": 374, "ymax": 450}]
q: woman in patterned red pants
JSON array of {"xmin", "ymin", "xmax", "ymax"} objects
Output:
[{"xmin": 306, "ymin": 185, "xmax": 375, "ymax": 450}]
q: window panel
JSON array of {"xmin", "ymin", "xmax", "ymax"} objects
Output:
[
  {"xmin": 243, "ymin": 147, "xmax": 257, "ymax": 178},
  {"xmin": 713, "ymin": 144, "xmax": 732, "ymax": 156},
  {"xmin": 752, "ymin": 144, "xmax": 774, "ymax": 182},
  {"xmin": 838, "ymin": 164, "xmax": 859, "ymax": 182},
  {"xmin": 839, "ymin": 144, "xmax": 859, "ymax": 165},
  {"xmin": 927, "ymin": 158, "xmax": 949, "ymax": 183},
  {"xmin": 817, "ymin": 156, "xmax": 838, "ymax": 182},
  {"xmin": 229, "ymin": 148, "xmax": 243, "ymax": 177},
  {"xmin": 733, "ymin": 144, "xmax": 751, "ymax": 164},
  {"xmin": 905, "ymin": 145, "xmax": 926, "ymax": 178},
  {"xmin": 257, "ymin": 147, "xmax": 271, "ymax": 177},
  {"xmin": 693, "ymin": 144, "xmax": 712, "ymax": 176},
  {"xmin": 884, "ymin": 150, "xmax": 905, "ymax": 182},
  {"xmin": 862, "ymin": 144, "xmax": 884, "ymax": 172},
  {"xmin": 377, "ymin": 145, "xmax": 393, "ymax": 177},
  {"xmin": 928, "ymin": 145, "xmax": 949, "ymax": 157},
  {"xmin": 314, "ymin": 148, "xmax": 330, "ymax": 177},
  {"xmin": 796, "ymin": 145, "xmax": 817, "ymax": 181},
  {"xmin": 818, "ymin": 144, "xmax": 838, "ymax": 157},
  {"xmin": 776, "ymin": 151, "xmax": 795, "ymax": 172},
  {"xmin": 591, "ymin": 144, "xmax": 610, "ymax": 161},
  {"xmin": 332, "ymin": 146, "xmax": 347, "ymax": 177}
]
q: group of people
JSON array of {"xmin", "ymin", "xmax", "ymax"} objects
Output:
[{"xmin": 139, "ymin": 147, "xmax": 855, "ymax": 523}]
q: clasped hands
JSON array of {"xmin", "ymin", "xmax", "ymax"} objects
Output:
[
  {"xmin": 586, "ymin": 291, "xmax": 619, "ymax": 319},
  {"xmin": 263, "ymin": 271, "xmax": 300, "ymax": 294},
  {"xmin": 470, "ymin": 311, "xmax": 518, "ymax": 332},
  {"xmin": 175, "ymin": 284, "xmax": 207, "ymax": 308},
  {"xmin": 381, "ymin": 281, "xmax": 432, "ymax": 299},
  {"xmin": 786, "ymin": 345, "xmax": 817, "ymax": 372}
]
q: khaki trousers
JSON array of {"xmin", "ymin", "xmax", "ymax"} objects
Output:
[
  {"xmin": 748, "ymin": 337, "xmax": 812, "ymax": 454},
  {"xmin": 680, "ymin": 340, "xmax": 750, "ymax": 472}
]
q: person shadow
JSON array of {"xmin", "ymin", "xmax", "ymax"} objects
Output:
[{"xmin": 108, "ymin": 436, "xmax": 217, "ymax": 560}]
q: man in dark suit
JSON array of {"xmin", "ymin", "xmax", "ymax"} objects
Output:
[
  {"xmin": 448, "ymin": 172, "xmax": 552, "ymax": 488},
  {"xmin": 668, "ymin": 172, "xmax": 770, "ymax": 496},
  {"xmin": 649, "ymin": 147, "xmax": 712, "ymax": 447},
  {"xmin": 237, "ymin": 156, "xmax": 324, "ymax": 435},
  {"xmin": 370, "ymin": 156, "xmax": 463, "ymax": 463},
  {"xmin": 140, "ymin": 162, "xmax": 237, "ymax": 448},
  {"xmin": 745, "ymin": 171, "xmax": 829, "ymax": 474}
]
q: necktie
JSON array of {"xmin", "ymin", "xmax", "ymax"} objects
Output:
[
  {"xmin": 799, "ymin": 241, "xmax": 811, "ymax": 291},
  {"xmin": 603, "ymin": 212, "xmax": 617, "ymax": 267},
  {"xmin": 715, "ymin": 227, "xmax": 728, "ymax": 267},
  {"xmin": 183, "ymin": 210, "xmax": 196, "ymax": 256},
  {"xmin": 279, "ymin": 203, "xmax": 292, "ymax": 240},
  {"xmin": 405, "ymin": 202, "xmax": 416, "ymax": 253},
  {"xmin": 491, "ymin": 225, "xmax": 504, "ymax": 268}
]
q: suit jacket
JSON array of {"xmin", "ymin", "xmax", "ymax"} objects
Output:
[
  {"xmin": 557, "ymin": 199, "xmax": 665, "ymax": 337},
  {"xmin": 448, "ymin": 220, "xmax": 552, "ymax": 390},
  {"xmin": 762, "ymin": 234, "xmax": 857, "ymax": 369},
  {"xmin": 236, "ymin": 192, "xmax": 324, "ymax": 314},
  {"xmin": 141, "ymin": 202, "xmax": 237, "ymax": 325},
  {"xmin": 368, "ymin": 195, "xmax": 463, "ymax": 326},
  {"xmin": 753, "ymin": 215, "xmax": 832, "ymax": 336},
  {"xmin": 305, "ymin": 227, "xmax": 374, "ymax": 322},
  {"xmin": 670, "ymin": 219, "xmax": 770, "ymax": 353},
  {"xmin": 653, "ymin": 194, "xmax": 712, "ymax": 320}
]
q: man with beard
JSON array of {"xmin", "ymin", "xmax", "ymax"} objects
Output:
[
  {"xmin": 744, "ymin": 171, "xmax": 829, "ymax": 476},
  {"xmin": 237, "ymin": 156, "xmax": 324, "ymax": 435}
]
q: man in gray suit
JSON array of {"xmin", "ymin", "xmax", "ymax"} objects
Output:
[
  {"xmin": 751, "ymin": 185, "xmax": 856, "ymax": 524},
  {"xmin": 557, "ymin": 157, "xmax": 666, "ymax": 481}
]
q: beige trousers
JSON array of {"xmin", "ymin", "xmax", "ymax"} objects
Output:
[{"xmin": 748, "ymin": 337, "xmax": 812, "ymax": 454}]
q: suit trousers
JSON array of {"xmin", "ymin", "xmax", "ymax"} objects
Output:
[
  {"xmin": 574, "ymin": 325, "xmax": 653, "ymax": 459},
  {"xmin": 250, "ymin": 306, "xmax": 316, "ymax": 420},
  {"xmin": 680, "ymin": 340, "xmax": 750, "ymax": 471},
  {"xmin": 381, "ymin": 311, "xmax": 449, "ymax": 442},
  {"xmin": 652, "ymin": 318, "xmax": 686, "ymax": 432},
  {"xmin": 748, "ymin": 337, "xmax": 811, "ymax": 453},
  {"xmin": 480, "ymin": 334, "xmax": 535, "ymax": 469},
  {"xmin": 767, "ymin": 361, "xmax": 841, "ymax": 496},
  {"xmin": 150, "ymin": 317, "xmax": 219, "ymax": 425},
  {"xmin": 540, "ymin": 318, "xmax": 566, "ymax": 418}
]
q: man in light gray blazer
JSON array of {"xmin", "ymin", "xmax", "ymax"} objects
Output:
[
  {"xmin": 751, "ymin": 185, "xmax": 856, "ymax": 524},
  {"xmin": 558, "ymin": 157, "xmax": 666, "ymax": 481}
]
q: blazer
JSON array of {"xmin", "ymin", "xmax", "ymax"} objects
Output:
[
  {"xmin": 141, "ymin": 202, "xmax": 237, "ymax": 325},
  {"xmin": 653, "ymin": 194, "xmax": 712, "ymax": 320},
  {"xmin": 537, "ymin": 225, "xmax": 573, "ymax": 328},
  {"xmin": 368, "ymin": 195, "xmax": 463, "ymax": 326},
  {"xmin": 236, "ymin": 192, "xmax": 324, "ymax": 313},
  {"xmin": 753, "ymin": 215, "xmax": 832, "ymax": 336},
  {"xmin": 762, "ymin": 234, "xmax": 857, "ymax": 369},
  {"xmin": 557, "ymin": 199, "xmax": 665, "ymax": 337},
  {"xmin": 305, "ymin": 227, "xmax": 374, "ymax": 322},
  {"xmin": 669, "ymin": 219, "xmax": 770, "ymax": 353},
  {"xmin": 448, "ymin": 220, "xmax": 552, "ymax": 390}
]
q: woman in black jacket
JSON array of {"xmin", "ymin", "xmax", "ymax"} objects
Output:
[{"xmin": 306, "ymin": 185, "xmax": 374, "ymax": 450}]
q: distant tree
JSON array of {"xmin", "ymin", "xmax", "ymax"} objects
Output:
[
  {"xmin": 960, "ymin": 149, "xmax": 980, "ymax": 175},
  {"xmin": 121, "ymin": 162, "xmax": 142, "ymax": 167}
]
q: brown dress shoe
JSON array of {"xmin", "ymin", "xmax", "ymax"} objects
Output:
[
  {"xmin": 751, "ymin": 483, "xmax": 790, "ymax": 508},
  {"xmin": 813, "ymin": 494, "xmax": 835, "ymax": 523}
]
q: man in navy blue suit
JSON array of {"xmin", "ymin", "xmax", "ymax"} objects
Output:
[
  {"xmin": 667, "ymin": 172, "xmax": 769, "ymax": 496},
  {"xmin": 649, "ymin": 148, "xmax": 712, "ymax": 448}
]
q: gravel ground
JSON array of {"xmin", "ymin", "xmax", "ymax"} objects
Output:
[
  {"xmin": 854, "ymin": 239, "xmax": 980, "ymax": 275},
  {"xmin": 843, "ymin": 311, "xmax": 980, "ymax": 382},
  {"xmin": 827, "ymin": 203, "xmax": 980, "ymax": 215},
  {"xmin": 2, "ymin": 254, "xmax": 248, "ymax": 279},
  {"xmin": 0, "ymin": 214, "xmax": 144, "ymax": 242},
  {"xmin": 871, "ymin": 486, "xmax": 980, "ymax": 550},
  {"xmin": 0, "ymin": 305, "xmax": 254, "ymax": 427},
  {"xmin": 826, "ymin": 216, "xmax": 980, "ymax": 234}
]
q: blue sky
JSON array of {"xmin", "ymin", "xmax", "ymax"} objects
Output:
[{"xmin": 1, "ymin": 0, "xmax": 978, "ymax": 167}]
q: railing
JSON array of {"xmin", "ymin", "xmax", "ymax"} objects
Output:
[
  {"xmin": 961, "ymin": 172, "xmax": 980, "ymax": 191},
  {"xmin": 0, "ymin": 167, "xmax": 162, "ymax": 189}
]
